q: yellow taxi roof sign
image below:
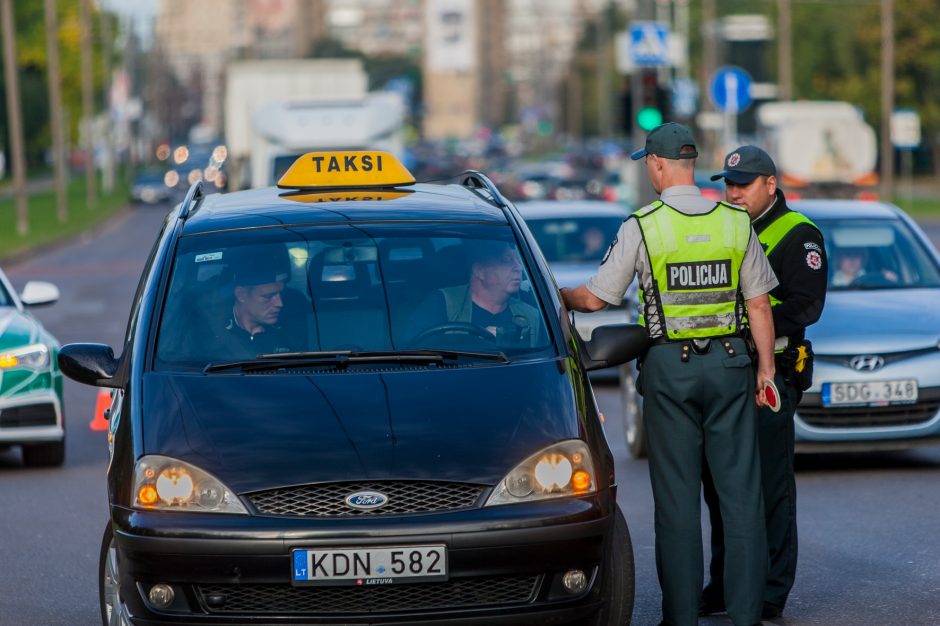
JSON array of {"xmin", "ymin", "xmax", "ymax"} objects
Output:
[{"xmin": 277, "ymin": 151, "xmax": 415, "ymax": 190}]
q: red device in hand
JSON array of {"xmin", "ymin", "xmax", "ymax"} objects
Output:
[{"xmin": 763, "ymin": 379, "xmax": 781, "ymax": 413}]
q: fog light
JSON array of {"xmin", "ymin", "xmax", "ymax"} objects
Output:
[
  {"xmin": 148, "ymin": 583, "xmax": 175, "ymax": 608},
  {"xmin": 562, "ymin": 569, "xmax": 587, "ymax": 594}
]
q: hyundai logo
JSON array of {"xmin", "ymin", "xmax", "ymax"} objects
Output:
[
  {"xmin": 345, "ymin": 491, "xmax": 388, "ymax": 511},
  {"xmin": 849, "ymin": 355, "xmax": 885, "ymax": 372}
]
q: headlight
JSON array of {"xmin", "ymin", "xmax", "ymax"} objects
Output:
[
  {"xmin": 133, "ymin": 455, "xmax": 248, "ymax": 514},
  {"xmin": 0, "ymin": 344, "xmax": 50, "ymax": 371},
  {"xmin": 485, "ymin": 440, "xmax": 596, "ymax": 507}
]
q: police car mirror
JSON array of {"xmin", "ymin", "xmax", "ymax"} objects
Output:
[
  {"xmin": 582, "ymin": 324, "xmax": 649, "ymax": 371},
  {"xmin": 58, "ymin": 343, "xmax": 120, "ymax": 388}
]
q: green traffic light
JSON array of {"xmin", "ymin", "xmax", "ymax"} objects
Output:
[{"xmin": 637, "ymin": 107, "xmax": 663, "ymax": 131}]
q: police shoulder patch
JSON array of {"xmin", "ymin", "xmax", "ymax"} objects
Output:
[
  {"xmin": 806, "ymin": 250, "xmax": 822, "ymax": 271},
  {"xmin": 601, "ymin": 236, "xmax": 618, "ymax": 265},
  {"xmin": 803, "ymin": 241, "xmax": 821, "ymax": 252}
]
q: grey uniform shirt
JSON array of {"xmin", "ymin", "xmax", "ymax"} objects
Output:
[{"xmin": 587, "ymin": 185, "xmax": 778, "ymax": 331}]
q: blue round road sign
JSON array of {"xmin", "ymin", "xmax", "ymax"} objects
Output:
[{"xmin": 709, "ymin": 66, "xmax": 753, "ymax": 114}]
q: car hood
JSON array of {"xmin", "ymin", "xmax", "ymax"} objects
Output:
[
  {"xmin": 141, "ymin": 360, "xmax": 580, "ymax": 493},
  {"xmin": 0, "ymin": 307, "xmax": 43, "ymax": 352},
  {"xmin": 807, "ymin": 288, "xmax": 940, "ymax": 354}
]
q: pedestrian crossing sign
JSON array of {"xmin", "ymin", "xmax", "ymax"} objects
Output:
[{"xmin": 629, "ymin": 22, "xmax": 669, "ymax": 67}]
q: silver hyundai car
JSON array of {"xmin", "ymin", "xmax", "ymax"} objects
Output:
[{"xmin": 621, "ymin": 199, "xmax": 940, "ymax": 457}]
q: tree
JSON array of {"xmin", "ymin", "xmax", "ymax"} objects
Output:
[{"xmin": 0, "ymin": 1, "xmax": 114, "ymax": 170}]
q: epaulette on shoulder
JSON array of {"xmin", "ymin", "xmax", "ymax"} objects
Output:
[
  {"xmin": 717, "ymin": 201, "xmax": 748, "ymax": 214},
  {"xmin": 633, "ymin": 200, "xmax": 662, "ymax": 218}
]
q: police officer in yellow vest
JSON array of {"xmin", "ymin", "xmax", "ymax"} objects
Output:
[
  {"xmin": 701, "ymin": 146, "xmax": 827, "ymax": 620},
  {"xmin": 561, "ymin": 124, "xmax": 778, "ymax": 626}
]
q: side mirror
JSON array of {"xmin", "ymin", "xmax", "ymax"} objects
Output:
[
  {"xmin": 58, "ymin": 343, "xmax": 119, "ymax": 387},
  {"xmin": 582, "ymin": 324, "xmax": 649, "ymax": 371},
  {"xmin": 20, "ymin": 281, "xmax": 59, "ymax": 307}
]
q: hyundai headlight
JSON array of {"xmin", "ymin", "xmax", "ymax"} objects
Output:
[
  {"xmin": 485, "ymin": 440, "xmax": 596, "ymax": 506},
  {"xmin": 133, "ymin": 455, "xmax": 248, "ymax": 514},
  {"xmin": 0, "ymin": 344, "xmax": 50, "ymax": 371}
]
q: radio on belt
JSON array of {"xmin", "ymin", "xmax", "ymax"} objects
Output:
[{"xmin": 277, "ymin": 150, "xmax": 416, "ymax": 191}]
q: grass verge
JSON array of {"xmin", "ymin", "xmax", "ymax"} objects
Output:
[
  {"xmin": 0, "ymin": 176, "xmax": 129, "ymax": 262},
  {"xmin": 893, "ymin": 195, "xmax": 940, "ymax": 220}
]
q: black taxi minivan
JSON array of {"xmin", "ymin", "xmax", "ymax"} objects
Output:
[{"xmin": 58, "ymin": 152, "xmax": 646, "ymax": 625}]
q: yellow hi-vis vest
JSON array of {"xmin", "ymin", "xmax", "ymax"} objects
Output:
[
  {"xmin": 636, "ymin": 200, "xmax": 751, "ymax": 340},
  {"xmin": 756, "ymin": 210, "xmax": 819, "ymax": 307}
]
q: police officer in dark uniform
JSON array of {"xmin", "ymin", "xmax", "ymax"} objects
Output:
[
  {"xmin": 562, "ymin": 124, "xmax": 779, "ymax": 626},
  {"xmin": 701, "ymin": 145, "xmax": 827, "ymax": 620}
]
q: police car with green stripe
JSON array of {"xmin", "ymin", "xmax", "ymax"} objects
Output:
[{"xmin": 0, "ymin": 267, "xmax": 64, "ymax": 466}]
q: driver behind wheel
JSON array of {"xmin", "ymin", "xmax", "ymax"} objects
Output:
[
  {"xmin": 406, "ymin": 240, "xmax": 542, "ymax": 348},
  {"xmin": 831, "ymin": 246, "xmax": 897, "ymax": 287}
]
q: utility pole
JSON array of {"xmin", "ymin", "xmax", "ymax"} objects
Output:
[
  {"xmin": 45, "ymin": 0, "xmax": 68, "ymax": 223},
  {"xmin": 777, "ymin": 0, "xmax": 792, "ymax": 101},
  {"xmin": 567, "ymin": 61, "xmax": 582, "ymax": 139},
  {"xmin": 702, "ymin": 0, "xmax": 717, "ymax": 111},
  {"xmin": 100, "ymin": 9, "xmax": 115, "ymax": 193},
  {"xmin": 80, "ymin": 0, "xmax": 97, "ymax": 209},
  {"xmin": 1, "ymin": 0, "xmax": 28, "ymax": 235},
  {"xmin": 596, "ymin": 0, "xmax": 612, "ymax": 138},
  {"xmin": 880, "ymin": 0, "xmax": 894, "ymax": 201}
]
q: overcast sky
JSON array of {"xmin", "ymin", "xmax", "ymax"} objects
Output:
[{"xmin": 100, "ymin": 0, "xmax": 157, "ymax": 41}]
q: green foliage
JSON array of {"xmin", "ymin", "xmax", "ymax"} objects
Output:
[
  {"xmin": 0, "ymin": 1, "xmax": 114, "ymax": 168},
  {"xmin": 308, "ymin": 37, "xmax": 421, "ymax": 111}
]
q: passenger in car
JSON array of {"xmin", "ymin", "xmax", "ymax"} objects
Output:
[{"xmin": 405, "ymin": 240, "xmax": 542, "ymax": 348}]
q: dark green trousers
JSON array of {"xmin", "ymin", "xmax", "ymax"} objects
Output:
[
  {"xmin": 703, "ymin": 371, "xmax": 799, "ymax": 612},
  {"xmin": 640, "ymin": 338, "xmax": 767, "ymax": 626}
]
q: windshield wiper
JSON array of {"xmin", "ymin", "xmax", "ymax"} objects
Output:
[{"xmin": 204, "ymin": 349, "xmax": 508, "ymax": 374}]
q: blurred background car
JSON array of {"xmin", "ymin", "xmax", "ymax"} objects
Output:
[
  {"xmin": 620, "ymin": 199, "xmax": 940, "ymax": 458},
  {"xmin": 518, "ymin": 200, "xmax": 635, "ymax": 381},
  {"xmin": 0, "ymin": 267, "xmax": 64, "ymax": 467},
  {"xmin": 130, "ymin": 169, "xmax": 173, "ymax": 205}
]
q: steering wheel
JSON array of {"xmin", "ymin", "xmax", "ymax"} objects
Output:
[
  {"xmin": 409, "ymin": 322, "xmax": 497, "ymax": 346},
  {"xmin": 849, "ymin": 272, "xmax": 895, "ymax": 288}
]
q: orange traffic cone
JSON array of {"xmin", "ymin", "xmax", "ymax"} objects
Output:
[{"xmin": 89, "ymin": 389, "xmax": 112, "ymax": 431}]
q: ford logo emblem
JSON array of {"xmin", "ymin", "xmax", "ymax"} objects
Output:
[{"xmin": 345, "ymin": 491, "xmax": 388, "ymax": 511}]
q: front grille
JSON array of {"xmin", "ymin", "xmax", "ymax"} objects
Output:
[
  {"xmin": 246, "ymin": 481, "xmax": 486, "ymax": 517},
  {"xmin": 198, "ymin": 575, "xmax": 540, "ymax": 614},
  {"xmin": 798, "ymin": 400, "xmax": 940, "ymax": 428},
  {"xmin": 0, "ymin": 404, "xmax": 57, "ymax": 428}
]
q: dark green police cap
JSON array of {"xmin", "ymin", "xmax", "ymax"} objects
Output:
[
  {"xmin": 630, "ymin": 122, "xmax": 698, "ymax": 161},
  {"xmin": 710, "ymin": 145, "xmax": 777, "ymax": 183}
]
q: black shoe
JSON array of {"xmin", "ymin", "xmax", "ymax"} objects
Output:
[
  {"xmin": 762, "ymin": 603, "xmax": 783, "ymax": 619},
  {"xmin": 698, "ymin": 592, "xmax": 726, "ymax": 616}
]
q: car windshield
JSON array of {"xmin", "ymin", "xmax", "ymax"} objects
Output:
[
  {"xmin": 814, "ymin": 217, "xmax": 940, "ymax": 290},
  {"xmin": 526, "ymin": 216, "xmax": 623, "ymax": 263},
  {"xmin": 154, "ymin": 223, "xmax": 555, "ymax": 370}
]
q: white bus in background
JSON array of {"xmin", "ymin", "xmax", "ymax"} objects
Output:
[
  {"xmin": 250, "ymin": 93, "xmax": 406, "ymax": 190},
  {"xmin": 756, "ymin": 101, "xmax": 879, "ymax": 199},
  {"xmin": 224, "ymin": 59, "xmax": 407, "ymax": 190}
]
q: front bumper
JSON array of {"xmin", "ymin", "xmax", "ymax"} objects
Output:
[
  {"xmin": 112, "ymin": 494, "xmax": 615, "ymax": 625},
  {"xmin": 0, "ymin": 389, "xmax": 63, "ymax": 444},
  {"xmin": 795, "ymin": 385, "xmax": 940, "ymax": 451}
]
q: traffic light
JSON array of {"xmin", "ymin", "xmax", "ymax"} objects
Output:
[{"xmin": 636, "ymin": 69, "xmax": 668, "ymax": 131}]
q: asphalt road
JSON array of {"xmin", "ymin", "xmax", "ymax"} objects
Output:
[{"xmin": 0, "ymin": 205, "xmax": 938, "ymax": 625}]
